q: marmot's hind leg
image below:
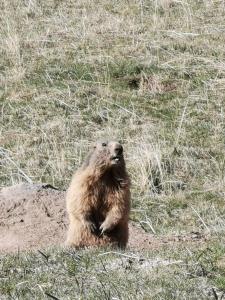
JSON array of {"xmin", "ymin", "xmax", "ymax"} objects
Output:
[{"xmin": 65, "ymin": 219, "xmax": 101, "ymax": 248}]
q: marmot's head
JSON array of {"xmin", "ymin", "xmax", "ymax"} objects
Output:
[{"xmin": 83, "ymin": 140, "xmax": 125, "ymax": 172}]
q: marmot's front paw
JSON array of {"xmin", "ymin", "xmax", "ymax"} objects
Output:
[
  {"xmin": 99, "ymin": 221, "xmax": 112, "ymax": 235},
  {"xmin": 87, "ymin": 221, "xmax": 98, "ymax": 234}
]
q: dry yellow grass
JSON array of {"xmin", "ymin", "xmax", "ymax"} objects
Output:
[{"xmin": 1, "ymin": 0, "xmax": 225, "ymax": 298}]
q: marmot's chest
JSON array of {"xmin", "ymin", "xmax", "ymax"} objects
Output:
[
  {"xmin": 90, "ymin": 181, "xmax": 120, "ymax": 210},
  {"xmin": 95, "ymin": 184, "xmax": 118, "ymax": 204}
]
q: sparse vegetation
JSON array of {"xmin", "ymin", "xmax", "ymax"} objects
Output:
[
  {"xmin": 1, "ymin": 242, "xmax": 225, "ymax": 299},
  {"xmin": 1, "ymin": 0, "xmax": 225, "ymax": 299}
]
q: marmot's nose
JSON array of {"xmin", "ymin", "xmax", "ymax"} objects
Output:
[{"xmin": 115, "ymin": 144, "xmax": 123, "ymax": 156}]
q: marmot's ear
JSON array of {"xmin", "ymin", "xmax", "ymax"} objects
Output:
[
  {"xmin": 90, "ymin": 142, "xmax": 97, "ymax": 149},
  {"xmin": 82, "ymin": 149, "xmax": 92, "ymax": 168}
]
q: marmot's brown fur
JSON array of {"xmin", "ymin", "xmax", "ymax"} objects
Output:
[{"xmin": 65, "ymin": 140, "xmax": 130, "ymax": 248}]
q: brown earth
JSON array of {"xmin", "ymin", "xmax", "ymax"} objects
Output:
[{"xmin": 0, "ymin": 183, "xmax": 209, "ymax": 253}]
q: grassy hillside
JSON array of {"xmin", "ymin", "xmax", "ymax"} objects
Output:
[{"xmin": 1, "ymin": 0, "xmax": 225, "ymax": 299}]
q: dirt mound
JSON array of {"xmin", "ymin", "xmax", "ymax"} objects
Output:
[
  {"xmin": 0, "ymin": 184, "xmax": 67, "ymax": 253},
  {"xmin": 0, "ymin": 184, "xmax": 208, "ymax": 253},
  {"xmin": 0, "ymin": 184, "xmax": 157, "ymax": 253}
]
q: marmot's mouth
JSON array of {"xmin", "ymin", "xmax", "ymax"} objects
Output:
[{"xmin": 111, "ymin": 155, "xmax": 121, "ymax": 163}]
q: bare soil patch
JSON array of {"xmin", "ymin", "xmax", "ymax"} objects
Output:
[{"xmin": 0, "ymin": 184, "xmax": 208, "ymax": 253}]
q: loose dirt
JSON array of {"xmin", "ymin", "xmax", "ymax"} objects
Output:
[{"xmin": 0, "ymin": 184, "xmax": 208, "ymax": 253}]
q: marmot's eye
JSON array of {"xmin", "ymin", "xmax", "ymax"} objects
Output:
[{"xmin": 102, "ymin": 142, "xmax": 107, "ymax": 147}]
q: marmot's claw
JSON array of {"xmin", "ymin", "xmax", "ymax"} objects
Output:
[
  {"xmin": 88, "ymin": 222, "xmax": 97, "ymax": 233},
  {"xmin": 99, "ymin": 223, "xmax": 107, "ymax": 235}
]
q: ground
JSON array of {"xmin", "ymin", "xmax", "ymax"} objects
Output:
[
  {"xmin": 0, "ymin": 184, "xmax": 223, "ymax": 299},
  {"xmin": 0, "ymin": 183, "xmax": 209, "ymax": 253},
  {"xmin": 1, "ymin": 0, "xmax": 225, "ymax": 299}
]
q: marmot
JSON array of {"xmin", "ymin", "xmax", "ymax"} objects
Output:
[{"xmin": 66, "ymin": 140, "xmax": 130, "ymax": 248}]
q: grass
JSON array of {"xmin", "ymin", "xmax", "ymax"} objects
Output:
[
  {"xmin": 1, "ymin": 241, "xmax": 225, "ymax": 299},
  {"xmin": 1, "ymin": 0, "xmax": 225, "ymax": 298}
]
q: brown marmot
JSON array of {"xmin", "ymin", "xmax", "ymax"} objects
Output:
[{"xmin": 65, "ymin": 140, "xmax": 131, "ymax": 248}]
